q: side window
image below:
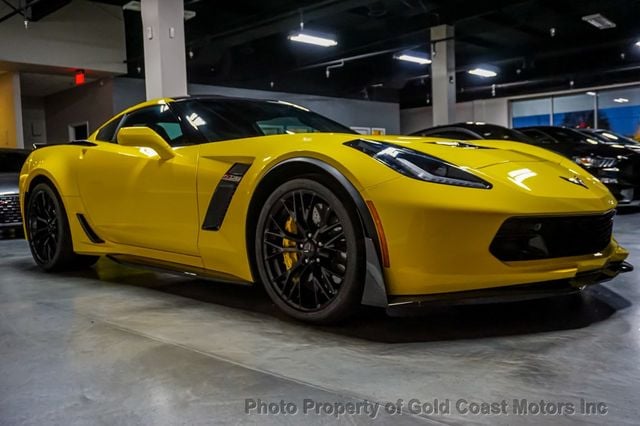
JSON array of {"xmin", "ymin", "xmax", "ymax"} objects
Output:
[
  {"xmin": 120, "ymin": 105, "xmax": 186, "ymax": 146},
  {"xmin": 95, "ymin": 117, "xmax": 121, "ymax": 143}
]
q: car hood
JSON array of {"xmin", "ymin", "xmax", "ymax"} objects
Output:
[
  {"xmin": 358, "ymin": 136, "xmax": 613, "ymax": 202},
  {"xmin": 362, "ymin": 135, "xmax": 546, "ymax": 169},
  {"xmin": 0, "ymin": 173, "xmax": 19, "ymax": 195}
]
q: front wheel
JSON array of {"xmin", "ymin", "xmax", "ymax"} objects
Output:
[
  {"xmin": 255, "ymin": 178, "xmax": 365, "ymax": 323},
  {"xmin": 26, "ymin": 183, "xmax": 98, "ymax": 271}
]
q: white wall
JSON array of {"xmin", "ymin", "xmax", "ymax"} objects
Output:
[
  {"xmin": 400, "ymin": 98, "xmax": 509, "ymax": 134},
  {"xmin": 0, "ymin": 0, "xmax": 126, "ymax": 74},
  {"xmin": 113, "ymin": 78, "xmax": 402, "ymax": 134},
  {"xmin": 21, "ymin": 96, "xmax": 47, "ymax": 148}
]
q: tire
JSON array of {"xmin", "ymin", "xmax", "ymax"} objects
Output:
[
  {"xmin": 26, "ymin": 183, "xmax": 99, "ymax": 271},
  {"xmin": 255, "ymin": 177, "xmax": 365, "ymax": 323}
]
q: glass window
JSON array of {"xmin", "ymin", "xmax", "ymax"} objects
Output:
[
  {"xmin": 95, "ymin": 117, "xmax": 121, "ymax": 143},
  {"xmin": 511, "ymin": 98, "xmax": 552, "ymax": 128},
  {"xmin": 520, "ymin": 129, "xmax": 557, "ymax": 144},
  {"xmin": 597, "ymin": 86, "xmax": 640, "ymax": 139},
  {"xmin": 175, "ymin": 99, "xmax": 355, "ymax": 143},
  {"xmin": 120, "ymin": 105, "xmax": 187, "ymax": 146},
  {"xmin": 552, "ymin": 93, "xmax": 595, "ymax": 129},
  {"xmin": 470, "ymin": 124, "xmax": 532, "ymax": 143}
]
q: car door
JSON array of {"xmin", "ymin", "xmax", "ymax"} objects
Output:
[{"xmin": 76, "ymin": 104, "xmax": 200, "ymax": 256}]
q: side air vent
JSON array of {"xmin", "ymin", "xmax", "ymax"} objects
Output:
[
  {"xmin": 76, "ymin": 214, "xmax": 104, "ymax": 243},
  {"xmin": 202, "ymin": 163, "xmax": 251, "ymax": 231}
]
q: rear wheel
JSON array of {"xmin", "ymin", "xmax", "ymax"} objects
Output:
[
  {"xmin": 26, "ymin": 183, "xmax": 98, "ymax": 271},
  {"xmin": 255, "ymin": 178, "xmax": 365, "ymax": 323}
]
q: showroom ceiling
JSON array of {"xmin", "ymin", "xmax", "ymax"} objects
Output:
[{"xmin": 90, "ymin": 0, "xmax": 640, "ymax": 107}]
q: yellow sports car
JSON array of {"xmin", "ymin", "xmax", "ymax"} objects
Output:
[{"xmin": 19, "ymin": 97, "xmax": 633, "ymax": 323}]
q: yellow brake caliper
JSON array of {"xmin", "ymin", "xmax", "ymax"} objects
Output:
[{"xmin": 282, "ymin": 216, "xmax": 299, "ymax": 270}]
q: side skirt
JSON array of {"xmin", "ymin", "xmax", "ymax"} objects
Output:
[{"xmin": 107, "ymin": 254, "xmax": 252, "ymax": 285}]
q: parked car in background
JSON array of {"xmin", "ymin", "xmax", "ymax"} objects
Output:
[
  {"xmin": 518, "ymin": 126, "xmax": 640, "ymax": 206},
  {"xmin": 410, "ymin": 123, "xmax": 640, "ymax": 207},
  {"xmin": 411, "ymin": 122, "xmax": 534, "ymax": 143},
  {"xmin": 0, "ymin": 148, "xmax": 30, "ymax": 236},
  {"xmin": 577, "ymin": 129, "xmax": 640, "ymax": 152}
]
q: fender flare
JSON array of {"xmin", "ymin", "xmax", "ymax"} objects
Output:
[{"xmin": 256, "ymin": 157, "xmax": 388, "ymax": 307}]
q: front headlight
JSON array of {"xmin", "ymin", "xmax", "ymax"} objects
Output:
[
  {"xmin": 572, "ymin": 156, "xmax": 618, "ymax": 168},
  {"xmin": 345, "ymin": 139, "xmax": 491, "ymax": 189}
]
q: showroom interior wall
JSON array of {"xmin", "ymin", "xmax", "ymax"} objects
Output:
[
  {"xmin": 400, "ymin": 98, "xmax": 509, "ymax": 134},
  {"xmin": 0, "ymin": 1, "xmax": 125, "ymax": 74},
  {"xmin": 0, "ymin": 0, "xmax": 125, "ymax": 147},
  {"xmin": 21, "ymin": 96, "xmax": 47, "ymax": 148},
  {"xmin": 44, "ymin": 79, "xmax": 115, "ymax": 144},
  {"xmin": 0, "ymin": 72, "xmax": 23, "ymax": 148},
  {"xmin": 113, "ymin": 78, "xmax": 401, "ymax": 134}
]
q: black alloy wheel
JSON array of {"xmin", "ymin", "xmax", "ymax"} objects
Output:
[
  {"xmin": 26, "ymin": 183, "xmax": 98, "ymax": 271},
  {"xmin": 27, "ymin": 187, "xmax": 59, "ymax": 266},
  {"xmin": 255, "ymin": 178, "xmax": 364, "ymax": 323}
]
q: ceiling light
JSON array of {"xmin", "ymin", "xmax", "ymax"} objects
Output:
[
  {"xmin": 582, "ymin": 13, "xmax": 616, "ymax": 29},
  {"xmin": 395, "ymin": 51, "xmax": 431, "ymax": 65},
  {"xmin": 636, "ymin": 41, "xmax": 640, "ymax": 47},
  {"xmin": 586, "ymin": 91, "xmax": 597, "ymax": 96},
  {"xmin": 613, "ymin": 98, "xmax": 629, "ymax": 103},
  {"xmin": 468, "ymin": 67, "xmax": 497, "ymax": 78},
  {"xmin": 288, "ymin": 31, "xmax": 337, "ymax": 47}
]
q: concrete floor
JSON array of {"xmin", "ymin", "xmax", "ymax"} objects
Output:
[{"xmin": 1, "ymin": 211, "xmax": 639, "ymax": 425}]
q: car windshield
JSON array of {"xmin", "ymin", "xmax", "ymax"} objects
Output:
[
  {"xmin": 538, "ymin": 127, "xmax": 598, "ymax": 145},
  {"xmin": 0, "ymin": 150, "xmax": 29, "ymax": 173},
  {"xmin": 178, "ymin": 99, "xmax": 356, "ymax": 142},
  {"xmin": 469, "ymin": 124, "xmax": 533, "ymax": 143}
]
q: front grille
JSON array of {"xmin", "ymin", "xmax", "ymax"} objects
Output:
[
  {"xmin": 490, "ymin": 211, "xmax": 614, "ymax": 261},
  {"xmin": 0, "ymin": 194, "xmax": 21, "ymax": 225}
]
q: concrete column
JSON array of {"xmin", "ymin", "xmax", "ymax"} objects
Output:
[
  {"xmin": 141, "ymin": 0, "xmax": 188, "ymax": 99},
  {"xmin": 0, "ymin": 72, "xmax": 24, "ymax": 148},
  {"xmin": 430, "ymin": 25, "xmax": 455, "ymax": 126}
]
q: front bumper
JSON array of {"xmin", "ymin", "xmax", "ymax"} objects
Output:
[
  {"xmin": 362, "ymin": 172, "xmax": 626, "ymax": 297},
  {"xmin": 386, "ymin": 261, "xmax": 633, "ymax": 315}
]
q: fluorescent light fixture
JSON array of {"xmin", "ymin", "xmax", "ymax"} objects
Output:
[
  {"xmin": 586, "ymin": 91, "xmax": 597, "ymax": 96},
  {"xmin": 582, "ymin": 13, "xmax": 616, "ymax": 29},
  {"xmin": 288, "ymin": 31, "xmax": 337, "ymax": 47},
  {"xmin": 468, "ymin": 68, "xmax": 497, "ymax": 78},
  {"xmin": 613, "ymin": 97, "xmax": 629, "ymax": 103},
  {"xmin": 395, "ymin": 51, "xmax": 431, "ymax": 65}
]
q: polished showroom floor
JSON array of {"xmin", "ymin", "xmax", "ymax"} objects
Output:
[{"xmin": 1, "ymin": 212, "xmax": 639, "ymax": 425}]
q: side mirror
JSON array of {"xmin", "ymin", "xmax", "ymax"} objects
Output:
[{"xmin": 117, "ymin": 126, "xmax": 175, "ymax": 160}]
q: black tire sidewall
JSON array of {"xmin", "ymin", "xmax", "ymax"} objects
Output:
[
  {"xmin": 26, "ymin": 183, "xmax": 89, "ymax": 271},
  {"xmin": 255, "ymin": 177, "xmax": 364, "ymax": 323}
]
